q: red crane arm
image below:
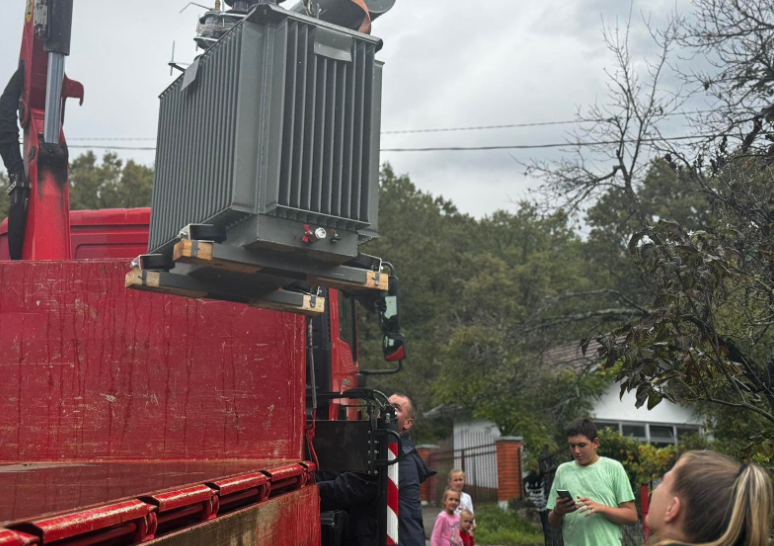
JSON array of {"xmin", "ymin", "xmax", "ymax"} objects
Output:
[{"xmin": 0, "ymin": 0, "xmax": 83, "ymax": 260}]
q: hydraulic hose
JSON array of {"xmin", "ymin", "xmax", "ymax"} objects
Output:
[
  {"xmin": 0, "ymin": 66, "xmax": 29, "ymax": 260},
  {"xmin": 0, "ymin": 66, "xmax": 24, "ymax": 177}
]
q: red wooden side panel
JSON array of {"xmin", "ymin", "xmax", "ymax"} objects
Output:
[
  {"xmin": 0, "ymin": 260, "xmax": 306, "ymax": 462},
  {"xmin": 147, "ymin": 485, "xmax": 321, "ymax": 546}
]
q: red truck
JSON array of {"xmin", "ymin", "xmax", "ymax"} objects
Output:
[{"xmin": 0, "ymin": 1, "xmax": 404, "ymax": 545}]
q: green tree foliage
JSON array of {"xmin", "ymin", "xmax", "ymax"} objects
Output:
[
  {"xmin": 358, "ymin": 166, "xmax": 613, "ymax": 447},
  {"xmin": 597, "ymin": 156, "xmax": 774, "ymax": 462},
  {"xmin": 0, "ymin": 172, "xmax": 8, "ymax": 220},
  {"xmin": 533, "ymin": 159, "xmax": 714, "ymax": 332},
  {"xmin": 0, "ymin": 152, "xmax": 153, "ymax": 221},
  {"xmin": 433, "ymin": 208, "xmax": 612, "ymax": 449},
  {"xmin": 69, "ymin": 151, "xmax": 153, "ymax": 210},
  {"xmin": 528, "ymin": 0, "xmax": 774, "ymax": 465},
  {"xmin": 356, "ymin": 165, "xmax": 481, "ymax": 440},
  {"xmin": 0, "ymin": 152, "xmax": 152, "ymax": 224},
  {"xmin": 585, "ymin": 159, "xmax": 711, "ymax": 298},
  {"xmin": 597, "ymin": 429, "xmax": 677, "ymax": 487}
]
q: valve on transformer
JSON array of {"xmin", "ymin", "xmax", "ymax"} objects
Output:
[{"xmin": 302, "ymin": 225, "xmax": 327, "ymax": 245}]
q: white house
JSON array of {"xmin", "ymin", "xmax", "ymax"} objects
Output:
[
  {"xmin": 451, "ymin": 343, "xmax": 705, "ymax": 487},
  {"xmin": 454, "ymin": 387, "xmax": 703, "ymax": 448},
  {"xmin": 592, "ymin": 382, "xmax": 703, "ymax": 444},
  {"xmin": 452, "ymin": 385, "xmax": 703, "ymax": 490}
]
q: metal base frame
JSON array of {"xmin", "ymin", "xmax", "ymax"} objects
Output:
[{"xmin": 127, "ymin": 236, "xmax": 388, "ymax": 316}]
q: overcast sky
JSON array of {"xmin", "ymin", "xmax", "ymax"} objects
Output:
[{"xmin": 0, "ymin": 0, "xmax": 693, "ymax": 217}]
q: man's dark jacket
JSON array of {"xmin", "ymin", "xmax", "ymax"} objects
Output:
[
  {"xmin": 317, "ymin": 471, "xmax": 378, "ymax": 546},
  {"xmin": 398, "ymin": 433, "xmax": 436, "ymax": 546},
  {"xmin": 316, "ymin": 433, "xmax": 435, "ymax": 546}
]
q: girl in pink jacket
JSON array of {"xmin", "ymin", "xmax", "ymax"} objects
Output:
[{"xmin": 431, "ymin": 488, "xmax": 462, "ymax": 546}]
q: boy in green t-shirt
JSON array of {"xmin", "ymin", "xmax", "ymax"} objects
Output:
[{"xmin": 547, "ymin": 418, "xmax": 638, "ymax": 546}]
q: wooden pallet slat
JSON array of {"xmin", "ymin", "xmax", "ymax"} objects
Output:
[
  {"xmin": 248, "ymin": 293, "xmax": 324, "ymax": 315},
  {"xmin": 308, "ymin": 269, "xmax": 387, "ymax": 292},
  {"xmin": 125, "ymin": 269, "xmax": 208, "ymax": 298},
  {"xmin": 173, "ymin": 240, "xmax": 262, "ymax": 274}
]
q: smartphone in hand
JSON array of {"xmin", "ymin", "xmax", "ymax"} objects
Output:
[{"xmin": 557, "ymin": 489, "xmax": 574, "ymax": 502}]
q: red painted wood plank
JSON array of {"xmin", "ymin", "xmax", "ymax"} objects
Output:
[{"xmin": 0, "ymin": 260, "xmax": 306, "ymax": 464}]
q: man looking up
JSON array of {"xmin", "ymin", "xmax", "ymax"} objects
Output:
[
  {"xmin": 388, "ymin": 393, "xmax": 436, "ymax": 546},
  {"xmin": 547, "ymin": 418, "xmax": 638, "ymax": 546}
]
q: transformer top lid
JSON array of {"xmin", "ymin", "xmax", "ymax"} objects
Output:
[
  {"xmin": 246, "ymin": 3, "xmax": 383, "ymax": 49},
  {"xmin": 225, "ymin": 0, "xmax": 287, "ymax": 6}
]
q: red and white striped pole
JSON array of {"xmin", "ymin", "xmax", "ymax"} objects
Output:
[{"xmin": 386, "ymin": 440, "xmax": 400, "ymax": 545}]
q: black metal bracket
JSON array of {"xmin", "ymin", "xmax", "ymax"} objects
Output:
[
  {"xmin": 313, "ymin": 388, "xmax": 405, "ymax": 468},
  {"xmin": 373, "ymin": 429, "xmax": 403, "ymax": 467},
  {"xmin": 180, "ymin": 223, "xmax": 228, "ymax": 243}
]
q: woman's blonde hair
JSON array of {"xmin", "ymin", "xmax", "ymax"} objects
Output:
[{"xmin": 653, "ymin": 451, "xmax": 772, "ymax": 546}]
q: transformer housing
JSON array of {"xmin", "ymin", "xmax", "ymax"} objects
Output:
[{"xmin": 149, "ymin": 4, "xmax": 383, "ymax": 262}]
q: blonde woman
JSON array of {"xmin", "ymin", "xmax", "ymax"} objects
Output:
[{"xmin": 647, "ymin": 451, "xmax": 772, "ymax": 546}]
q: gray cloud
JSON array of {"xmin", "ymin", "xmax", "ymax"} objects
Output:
[{"xmin": 0, "ymin": 0, "xmax": 696, "ymax": 217}]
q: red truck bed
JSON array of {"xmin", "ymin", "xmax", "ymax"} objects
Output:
[{"xmin": 0, "ymin": 209, "xmax": 320, "ymax": 545}]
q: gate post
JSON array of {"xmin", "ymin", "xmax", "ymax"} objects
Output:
[
  {"xmin": 641, "ymin": 483, "xmax": 651, "ymax": 541},
  {"xmin": 416, "ymin": 444, "xmax": 439, "ymax": 505},
  {"xmin": 496, "ymin": 436, "xmax": 523, "ymax": 510}
]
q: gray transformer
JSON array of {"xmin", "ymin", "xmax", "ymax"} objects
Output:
[{"xmin": 148, "ymin": 4, "xmax": 383, "ymax": 262}]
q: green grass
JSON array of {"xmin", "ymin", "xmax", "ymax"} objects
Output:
[{"xmin": 472, "ymin": 505, "xmax": 544, "ymax": 546}]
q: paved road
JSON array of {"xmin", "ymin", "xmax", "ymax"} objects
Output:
[{"xmin": 422, "ymin": 505, "xmax": 439, "ymax": 544}]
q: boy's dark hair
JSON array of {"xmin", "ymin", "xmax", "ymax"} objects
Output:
[{"xmin": 566, "ymin": 418, "xmax": 598, "ymax": 441}]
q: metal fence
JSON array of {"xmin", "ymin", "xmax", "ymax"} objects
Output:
[
  {"xmin": 426, "ymin": 432, "xmax": 503, "ymax": 506},
  {"xmin": 537, "ymin": 446, "xmax": 644, "ymax": 546}
]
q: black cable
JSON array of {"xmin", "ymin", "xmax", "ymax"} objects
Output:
[
  {"xmin": 380, "ymin": 134, "xmax": 728, "ymax": 152},
  {"xmin": 380, "ymin": 109, "xmax": 736, "ymax": 135},
  {"xmin": 67, "ymin": 137, "xmax": 156, "ymax": 141},
  {"xmin": 63, "ymin": 108, "xmax": 743, "ymax": 142},
  {"xmin": 68, "ymin": 144, "xmax": 157, "ymax": 150},
  {"xmin": 65, "ymin": 133, "xmax": 735, "ymax": 153}
]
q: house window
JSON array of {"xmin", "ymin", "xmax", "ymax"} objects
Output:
[
  {"xmin": 649, "ymin": 425, "xmax": 676, "ymax": 447},
  {"xmin": 594, "ymin": 420, "xmax": 701, "ymax": 445},
  {"xmin": 622, "ymin": 424, "xmax": 647, "ymax": 442}
]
